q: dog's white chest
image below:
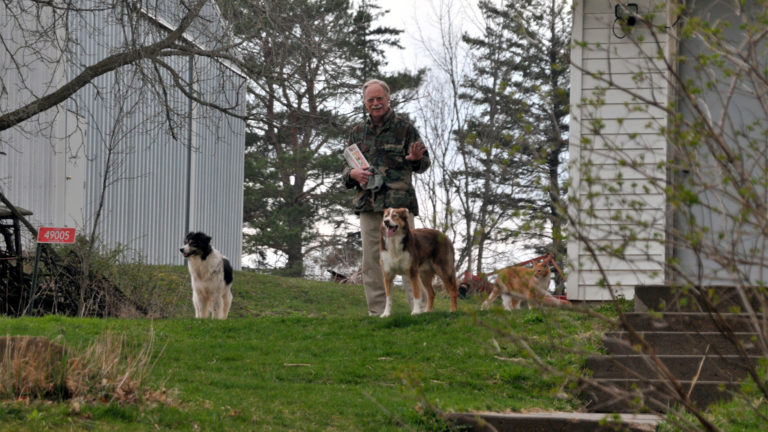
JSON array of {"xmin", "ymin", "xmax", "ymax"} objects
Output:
[
  {"xmin": 188, "ymin": 257, "xmax": 222, "ymax": 289},
  {"xmin": 381, "ymin": 239, "xmax": 411, "ymax": 275}
]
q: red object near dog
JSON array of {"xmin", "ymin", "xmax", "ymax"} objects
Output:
[
  {"xmin": 458, "ymin": 271, "xmax": 493, "ymax": 297},
  {"xmin": 544, "ymin": 295, "xmax": 570, "ymax": 306}
]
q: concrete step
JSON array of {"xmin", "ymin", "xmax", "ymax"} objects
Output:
[
  {"xmin": 586, "ymin": 354, "xmax": 758, "ymax": 381},
  {"xmin": 634, "ymin": 285, "xmax": 768, "ymax": 313},
  {"xmin": 621, "ymin": 312, "xmax": 761, "ymax": 332},
  {"xmin": 445, "ymin": 412, "xmax": 661, "ymax": 432},
  {"xmin": 602, "ymin": 331, "xmax": 763, "ymax": 355},
  {"xmin": 581, "ymin": 285, "xmax": 767, "ymax": 414},
  {"xmin": 583, "ymin": 379, "xmax": 738, "ymax": 413}
]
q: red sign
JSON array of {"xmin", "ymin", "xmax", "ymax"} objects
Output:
[{"xmin": 37, "ymin": 227, "xmax": 76, "ymax": 244}]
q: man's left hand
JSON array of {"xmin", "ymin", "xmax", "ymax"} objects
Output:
[{"xmin": 406, "ymin": 140, "xmax": 427, "ymax": 161}]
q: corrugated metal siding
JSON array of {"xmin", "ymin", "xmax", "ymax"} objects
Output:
[
  {"xmin": 1, "ymin": 1, "xmax": 245, "ymax": 268},
  {"xmin": 186, "ymin": 55, "xmax": 245, "ymax": 265},
  {"xmin": 69, "ymin": 2, "xmax": 245, "ymax": 268},
  {"xmin": 0, "ymin": 4, "xmax": 71, "ymax": 235},
  {"xmin": 566, "ymin": 0, "xmax": 670, "ymax": 300}
]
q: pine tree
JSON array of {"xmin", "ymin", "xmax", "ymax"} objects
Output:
[
  {"xmin": 459, "ymin": 0, "xmax": 570, "ymax": 289},
  {"xmin": 222, "ymin": 0, "xmax": 418, "ymax": 276}
]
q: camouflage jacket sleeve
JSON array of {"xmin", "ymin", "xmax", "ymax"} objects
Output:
[
  {"xmin": 341, "ymin": 164, "xmax": 356, "ymax": 189},
  {"xmin": 341, "ymin": 125, "xmax": 362, "ymax": 190}
]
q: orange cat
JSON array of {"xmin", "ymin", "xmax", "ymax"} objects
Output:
[{"xmin": 481, "ymin": 261, "xmax": 552, "ymax": 310}]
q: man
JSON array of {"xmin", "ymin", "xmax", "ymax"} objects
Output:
[{"xmin": 342, "ymin": 79, "xmax": 431, "ymax": 316}]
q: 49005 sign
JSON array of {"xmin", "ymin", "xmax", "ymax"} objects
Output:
[{"xmin": 37, "ymin": 227, "xmax": 76, "ymax": 244}]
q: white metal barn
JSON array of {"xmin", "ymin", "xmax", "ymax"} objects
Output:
[
  {"xmin": 0, "ymin": 1, "xmax": 245, "ymax": 268},
  {"xmin": 568, "ymin": 1, "xmax": 768, "ymax": 300}
]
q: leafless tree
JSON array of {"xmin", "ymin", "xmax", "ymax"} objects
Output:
[
  {"xmin": 0, "ymin": 0, "xmax": 249, "ymax": 135},
  {"xmin": 0, "ymin": 0, "xmax": 253, "ymax": 316},
  {"xmin": 410, "ymin": 0, "xmax": 473, "ymax": 251},
  {"xmin": 412, "ymin": 0, "xmax": 569, "ymax": 283},
  {"xmin": 410, "ymin": 0, "xmax": 520, "ymax": 278}
]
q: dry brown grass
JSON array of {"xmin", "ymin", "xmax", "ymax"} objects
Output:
[
  {"xmin": 0, "ymin": 336, "xmax": 67, "ymax": 399},
  {"xmin": 1, "ymin": 328, "xmax": 165, "ymax": 404}
]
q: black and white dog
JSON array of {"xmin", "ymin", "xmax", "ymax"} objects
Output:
[{"xmin": 180, "ymin": 232, "xmax": 233, "ymax": 319}]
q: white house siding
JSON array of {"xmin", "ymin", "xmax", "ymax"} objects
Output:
[
  {"xmin": 567, "ymin": 0, "xmax": 672, "ymax": 300},
  {"xmin": 0, "ymin": 1, "xmax": 245, "ymax": 269}
]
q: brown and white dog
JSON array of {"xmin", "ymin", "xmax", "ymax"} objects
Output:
[{"xmin": 379, "ymin": 207, "xmax": 459, "ymax": 317}]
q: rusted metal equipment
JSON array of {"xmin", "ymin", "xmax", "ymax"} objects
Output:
[{"xmin": 0, "ymin": 203, "xmax": 33, "ymax": 315}]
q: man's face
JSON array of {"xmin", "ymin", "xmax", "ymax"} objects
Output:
[{"xmin": 363, "ymin": 84, "xmax": 390, "ymax": 122}]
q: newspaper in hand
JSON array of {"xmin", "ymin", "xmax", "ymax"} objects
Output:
[{"xmin": 344, "ymin": 144, "xmax": 369, "ymax": 170}]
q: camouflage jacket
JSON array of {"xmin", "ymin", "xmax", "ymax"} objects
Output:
[{"xmin": 342, "ymin": 109, "xmax": 430, "ymax": 215}]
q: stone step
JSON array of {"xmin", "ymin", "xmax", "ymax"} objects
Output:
[
  {"xmin": 446, "ymin": 412, "xmax": 661, "ymax": 432},
  {"xmin": 586, "ymin": 354, "xmax": 758, "ymax": 381},
  {"xmin": 621, "ymin": 312, "xmax": 761, "ymax": 332},
  {"xmin": 602, "ymin": 331, "xmax": 763, "ymax": 355},
  {"xmin": 583, "ymin": 379, "xmax": 737, "ymax": 413},
  {"xmin": 634, "ymin": 285, "xmax": 768, "ymax": 313},
  {"xmin": 581, "ymin": 285, "xmax": 767, "ymax": 414}
]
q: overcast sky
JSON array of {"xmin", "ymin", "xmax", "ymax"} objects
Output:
[
  {"xmin": 376, "ymin": 0, "xmax": 422, "ymax": 72},
  {"xmin": 374, "ymin": 0, "xmax": 481, "ymax": 74}
]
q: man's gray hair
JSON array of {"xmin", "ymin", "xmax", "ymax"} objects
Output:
[{"xmin": 362, "ymin": 79, "xmax": 390, "ymax": 97}]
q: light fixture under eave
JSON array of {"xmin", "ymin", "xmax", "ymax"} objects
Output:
[{"xmin": 615, "ymin": 3, "xmax": 639, "ymax": 27}]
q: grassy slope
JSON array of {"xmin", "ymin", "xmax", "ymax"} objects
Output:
[{"xmin": 0, "ymin": 268, "xmax": 606, "ymax": 431}]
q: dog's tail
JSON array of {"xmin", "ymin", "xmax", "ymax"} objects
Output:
[{"xmin": 223, "ymin": 257, "xmax": 234, "ymax": 285}]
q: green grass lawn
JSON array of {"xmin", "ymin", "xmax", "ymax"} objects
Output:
[{"xmin": 0, "ymin": 268, "xmax": 607, "ymax": 431}]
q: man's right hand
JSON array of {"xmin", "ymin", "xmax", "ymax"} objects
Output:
[{"xmin": 350, "ymin": 167, "xmax": 372, "ymax": 186}]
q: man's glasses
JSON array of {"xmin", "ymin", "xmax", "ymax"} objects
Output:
[{"xmin": 365, "ymin": 96, "xmax": 387, "ymax": 104}]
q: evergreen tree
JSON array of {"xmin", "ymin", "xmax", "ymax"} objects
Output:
[
  {"xmin": 349, "ymin": 0, "xmax": 401, "ymax": 81},
  {"xmin": 457, "ymin": 0, "xmax": 527, "ymax": 275},
  {"xmin": 348, "ymin": 1, "xmax": 426, "ymax": 116},
  {"xmin": 459, "ymin": 0, "xmax": 570, "ymax": 289},
  {"xmin": 503, "ymin": 0, "xmax": 570, "ymax": 292},
  {"xmin": 221, "ymin": 0, "xmax": 417, "ymax": 276}
]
